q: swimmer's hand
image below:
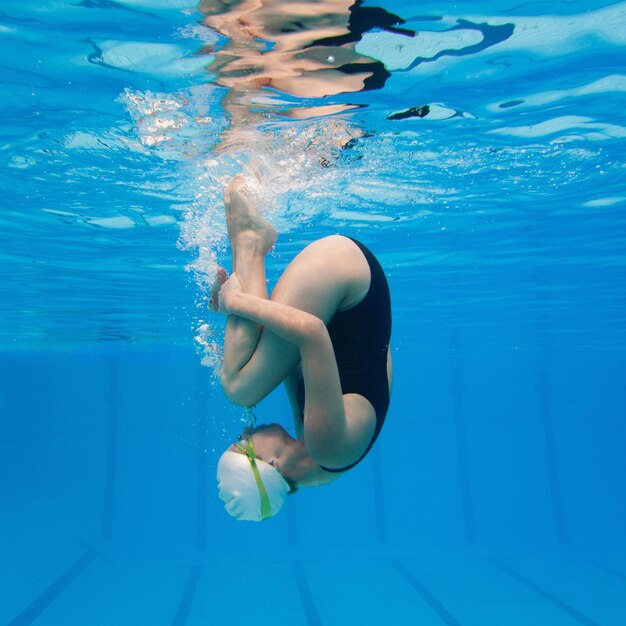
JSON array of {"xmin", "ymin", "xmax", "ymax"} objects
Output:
[
  {"xmin": 209, "ymin": 267, "xmax": 228, "ymax": 312},
  {"xmin": 217, "ymin": 272, "xmax": 243, "ymax": 315}
]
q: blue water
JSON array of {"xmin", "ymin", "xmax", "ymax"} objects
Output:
[{"xmin": 1, "ymin": 0, "xmax": 626, "ymax": 624}]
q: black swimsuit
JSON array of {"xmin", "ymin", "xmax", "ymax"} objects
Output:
[{"xmin": 297, "ymin": 236, "xmax": 392, "ymax": 472}]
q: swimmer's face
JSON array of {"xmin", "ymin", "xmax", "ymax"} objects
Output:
[{"xmin": 229, "ymin": 423, "xmax": 292, "ymax": 474}]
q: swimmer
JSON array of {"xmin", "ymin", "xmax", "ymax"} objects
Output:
[{"xmin": 212, "ymin": 174, "xmax": 392, "ymax": 521}]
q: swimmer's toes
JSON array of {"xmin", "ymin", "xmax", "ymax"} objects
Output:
[
  {"xmin": 209, "ymin": 267, "xmax": 228, "ymax": 312},
  {"xmin": 216, "ymin": 266, "xmax": 227, "ymax": 283},
  {"xmin": 224, "ymin": 174, "xmax": 248, "ymax": 205}
]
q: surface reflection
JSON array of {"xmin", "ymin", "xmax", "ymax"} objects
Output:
[{"xmin": 198, "ymin": 0, "xmax": 414, "ymax": 145}]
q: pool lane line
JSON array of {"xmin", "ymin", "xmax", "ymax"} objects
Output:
[
  {"xmin": 372, "ymin": 444, "xmax": 387, "ymax": 543},
  {"xmin": 287, "ymin": 491, "xmax": 298, "ymax": 549},
  {"xmin": 171, "ymin": 566, "xmax": 203, "ymax": 626},
  {"xmin": 586, "ymin": 560, "xmax": 626, "ymax": 582},
  {"xmin": 8, "ymin": 548, "xmax": 97, "ymax": 626},
  {"xmin": 391, "ymin": 559, "xmax": 462, "ymax": 626},
  {"xmin": 291, "ymin": 562, "xmax": 322, "ymax": 626},
  {"xmin": 196, "ymin": 368, "xmax": 209, "ymax": 552},
  {"xmin": 490, "ymin": 559, "xmax": 600, "ymax": 626},
  {"xmin": 196, "ymin": 436, "xmax": 208, "ymax": 551},
  {"xmin": 102, "ymin": 358, "xmax": 119, "ymax": 542},
  {"xmin": 536, "ymin": 369, "xmax": 568, "ymax": 544},
  {"xmin": 450, "ymin": 327, "xmax": 475, "ymax": 544},
  {"xmin": 450, "ymin": 364, "xmax": 474, "ymax": 543}
]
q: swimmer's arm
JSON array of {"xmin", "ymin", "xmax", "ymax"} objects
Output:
[
  {"xmin": 283, "ymin": 365, "xmax": 304, "ymax": 439},
  {"xmin": 221, "ymin": 284, "xmax": 354, "ymax": 467}
]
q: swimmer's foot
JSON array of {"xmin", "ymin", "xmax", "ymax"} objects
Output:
[
  {"xmin": 225, "ymin": 175, "xmax": 277, "ymax": 255},
  {"xmin": 209, "ymin": 266, "xmax": 228, "ymax": 312}
]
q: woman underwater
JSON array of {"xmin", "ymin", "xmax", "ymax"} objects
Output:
[{"xmin": 213, "ymin": 174, "xmax": 392, "ymax": 521}]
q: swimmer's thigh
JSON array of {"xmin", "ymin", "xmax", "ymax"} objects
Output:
[{"xmin": 231, "ymin": 235, "xmax": 370, "ymax": 404}]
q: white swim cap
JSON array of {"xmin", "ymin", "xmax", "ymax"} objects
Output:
[{"xmin": 217, "ymin": 450, "xmax": 290, "ymax": 522}]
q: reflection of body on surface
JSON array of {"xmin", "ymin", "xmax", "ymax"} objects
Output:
[
  {"xmin": 197, "ymin": 0, "xmax": 413, "ymax": 146},
  {"xmin": 213, "ymin": 174, "xmax": 392, "ymax": 521}
]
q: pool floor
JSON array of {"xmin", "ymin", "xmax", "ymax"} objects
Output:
[{"xmin": 3, "ymin": 520, "xmax": 625, "ymax": 626}]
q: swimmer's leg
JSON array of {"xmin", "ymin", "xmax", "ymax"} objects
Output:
[
  {"xmin": 221, "ymin": 175, "xmax": 277, "ymax": 387},
  {"xmin": 220, "ymin": 234, "xmax": 370, "ymax": 408}
]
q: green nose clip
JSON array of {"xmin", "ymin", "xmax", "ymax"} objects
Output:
[{"xmin": 234, "ymin": 437, "xmax": 272, "ymax": 521}]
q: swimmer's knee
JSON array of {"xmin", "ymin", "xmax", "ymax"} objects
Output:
[{"xmin": 220, "ymin": 370, "xmax": 243, "ymax": 405}]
